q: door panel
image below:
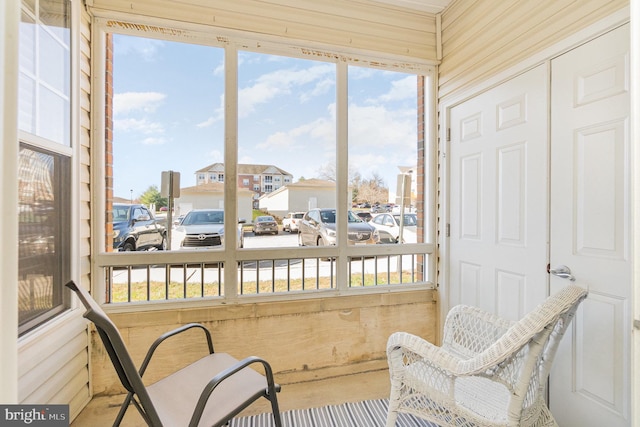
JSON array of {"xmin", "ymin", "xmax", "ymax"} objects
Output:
[
  {"xmin": 549, "ymin": 24, "xmax": 630, "ymax": 427},
  {"xmin": 449, "ymin": 64, "xmax": 549, "ymax": 320}
]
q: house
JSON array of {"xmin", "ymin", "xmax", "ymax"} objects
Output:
[
  {"xmin": 173, "ymin": 182, "xmax": 253, "ymax": 222},
  {"xmin": 195, "ymin": 162, "xmax": 293, "ymax": 208},
  {"xmin": 257, "ymin": 179, "xmax": 350, "ymax": 218},
  {"xmin": 1, "ymin": 2, "xmax": 638, "ymax": 427}
]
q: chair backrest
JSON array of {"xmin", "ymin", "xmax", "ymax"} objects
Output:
[
  {"xmin": 66, "ymin": 281, "xmax": 163, "ymax": 425},
  {"xmin": 497, "ymin": 285, "xmax": 588, "ymax": 420}
]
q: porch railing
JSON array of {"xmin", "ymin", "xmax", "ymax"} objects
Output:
[{"xmin": 103, "ymin": 251, "xmax": 433, "ymax": 304}]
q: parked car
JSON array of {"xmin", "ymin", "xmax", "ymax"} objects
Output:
[
  {"xmin": 173, "ymin": 209, "xmax": 245, "ymax": 249},
  {"xmin": 173, "ymin": 213, "xmax": 186, "ymax": 227},
  {"xmin": 253, "ymin": 215, "xmax": 278, "ymax": 235},
  {"xmin": 112, "ymin": 203, "xmax": 167, "ymax": 251},
  {"xmin": 370, "ymin": 212, "xmax": 417, "ymax": 244},
  {"xmin": 355, "ymin": 211, "xmax": 372, "ymax": 222},
  {"xmin": 282, "ymin": 212, "xmax": 305, "ymax": 232},
  {"xmin": 298, "ymin": 208, "xmax": 379, "ymax": 246}
]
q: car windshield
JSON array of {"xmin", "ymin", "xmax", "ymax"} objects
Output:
[
  {"xmin": 319, "ymin": 210, "xmax": 363, "ymax": 223},
  {"xmin": 348, "ymin": 211, "xmax": 363, "ymax": 222},
  {"xmin": 320, "ymin": 210, "xmax": 335, "ymax": 223},
  {"xmin": 183, "ymin": 211, "xmax": 224, "ymax": 225},
  {"xmin": 112, "ymin": 206, "xmax": 129, "ymax": 222},
  {"xmin": 394, "ymin": 214, "xmax": 417, "ymax": 226},
  {"xmin": 293, "ymin": 213, "xmax": 303, "ymax": 218},
  {"xmin": 257, "ymin": 216, "xmax": 274, "ymax": 222}
]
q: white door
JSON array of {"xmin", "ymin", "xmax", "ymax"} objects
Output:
[
  {"xmin": 549, "ymin": 24, "xmax": 631, "ymax": 427},
  {"xmin": 448, "ymin": 64, "xmax": 549, "ymax": 321}
]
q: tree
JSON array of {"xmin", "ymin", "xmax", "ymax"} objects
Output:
[{"xmin": 139, "ymin": 185, "xmax": 167, "ymax": 209}]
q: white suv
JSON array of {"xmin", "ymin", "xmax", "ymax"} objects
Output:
[{"xmin": 282, "ymin": 212, "xmax": 305, "ymax": 233}]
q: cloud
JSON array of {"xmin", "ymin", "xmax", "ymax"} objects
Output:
[
  {"xmin": 114, "ymin": 92, "xmax": 166, "ymax": 116},
  {"xmin": 114, "ymin": 117, "xmax": 165, "ymax": 134},
  {"xmin": 207, "ymin": 149, "xmax": 224, "ymax": 163},
  {"xmin": 196, "ymin": 94, "xmax": 225, "ymax": 128},
  {"xmin": 379, "ymin": 75, "xmax": 417, "ymax": 102},
  {"xmin": 114, "ymin": 36, "xmax": 164, "ymax": 61},
  {"xmin": 256, "ymin": 116, "xmax": 335, "ymax": 151},
  {"xmin": 141, "ymin": 136, "xmax": 167, "ymax": 145},
  {"xmin": 239, "ymin": 63, "xmax": 334, "ymax": 117}
]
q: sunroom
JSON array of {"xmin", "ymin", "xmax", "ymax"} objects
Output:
[{"xmin": 1, "ymin": 1, "xmax": 638, "ymax": 426}]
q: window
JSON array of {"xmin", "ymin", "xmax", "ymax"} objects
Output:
[
  {"xmin": 18, "ymin": 0, "xmax": 71, "ymax": 334},
  {"xmin": 18, "ymin": 146, "xmax": 71, "ymax": 333},
  {"xmin": 19, "ymin": 0, "xmax": 71, "ymax": 147},
  {"xmin": 99, "ymin": 26, "xmax": 434, "ymax": 302},
  {"xmin": 108, "ymin": 34, "xmax": 225, "ymax": 251},
  {"xmin": 348, "ymin": 66, "xmax": 419, "ymax": 244}
]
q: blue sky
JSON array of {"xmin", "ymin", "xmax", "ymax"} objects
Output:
[{"xmin": 112, "ymin": 34, "xmax": 418, "ymax": 201}]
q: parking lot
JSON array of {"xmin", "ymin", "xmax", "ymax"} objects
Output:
[{"xmin": 114, "ymin": 228, "xmax": 416, "ymax": 286}]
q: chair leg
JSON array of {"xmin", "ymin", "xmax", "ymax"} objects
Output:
[
  {"xmin": 386, "ymin": 385, "xmax": 401, "ymax": 427},
  {"xmin": 386, "ymin": 409, "xmax": 398, "ymax": 427},
  {"xmin": 268, "ymin": 390, "xmax": 283, "ymax": 427},
  {"xmin": 113, "ymin": 392, "xmax": 133, "ymax": 426}
]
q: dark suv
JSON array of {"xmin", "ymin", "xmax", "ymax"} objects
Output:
[{"xmin": 111, "ymin": 203, "xmax": 167, "ymax": 251}]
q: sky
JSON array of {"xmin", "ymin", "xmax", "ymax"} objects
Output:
[{"xmin": 112, "ymin": 34, "xmax": 418, "ymax": 202}]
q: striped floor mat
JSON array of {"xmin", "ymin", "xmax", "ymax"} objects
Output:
[{"xmin": 229, "ymin": 399, "xmax": 435, "ymax": 427}]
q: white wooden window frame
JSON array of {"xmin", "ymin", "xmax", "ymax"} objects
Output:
[{"xmin": 90, "ymin": 14, "xmax": 438, "ymax": 310}]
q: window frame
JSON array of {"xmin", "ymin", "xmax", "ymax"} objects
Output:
[
  {"xmin": 91, "ymin": 17, "xmax": 437, "ymax": 308},
  {"xmin": 17, "ymin": 0, "xmax": 74, "ymax": 335}
]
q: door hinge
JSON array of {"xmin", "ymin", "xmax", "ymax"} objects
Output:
[
  {"xmin": 446, "ymin": 128, "xmax": 451, "ymax": 142},
  {"xmin": 446, "ymin": 223, "xmax": 450, "ymax": 237}
]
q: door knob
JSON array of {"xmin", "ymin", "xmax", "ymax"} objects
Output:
[{"xmin": 549, "ymin": 265, "xmax": 576, "ymax": 281}]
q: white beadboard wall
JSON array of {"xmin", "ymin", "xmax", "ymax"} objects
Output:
[
  {"xmin": 17, "ymin": 3, "xmax": 93, "ymax": 422},
  {"xmin": 439, "ymin": 0, "xmax": 628, "ymax": 99},
  {"xmin": 88, "ymin": 0, "xmax": 439, "ymax": 61}
]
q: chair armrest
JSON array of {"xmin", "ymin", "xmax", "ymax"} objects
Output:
[
  {"xmin": 139, "ymin": 323, "xmax": 214, "ymax": 377},
  {"xmin": 387, "ymin": 332, "xmax": 463, "ymax": 375},
  {"xmin": 188, "ymin": 356, "xmax": 279, "ymax": 427},
  {"xmin": 442, "ymin": 305, "xmax": 514, "ymax": 358}
]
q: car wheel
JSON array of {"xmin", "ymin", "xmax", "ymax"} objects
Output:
[
  {"xmin": 122, "ymin": 241, "xmax": 135, "ymax": 251},
  {"xmin": 298, "ymin": 232, "xmax": 304, "ymax": 246}
]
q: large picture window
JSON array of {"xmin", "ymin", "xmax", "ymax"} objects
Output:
[
  {"xmin": 101, "ymin": 27, "xmax": 435, "ymax": 303},
  {"xmin": 18, "ymin": 0, "xmax": 71, "ymax": 334}
]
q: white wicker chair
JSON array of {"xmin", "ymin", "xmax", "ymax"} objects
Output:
[{"xmin": 386, "ymin": 285, "xmax": 588, "ymax": 427}]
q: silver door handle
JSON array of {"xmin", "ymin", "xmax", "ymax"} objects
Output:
[{"xmin": 549, "ymin": 265, "xmax": 576, "ymax": 281}]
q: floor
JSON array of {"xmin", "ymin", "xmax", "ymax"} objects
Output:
[{"xmin": 71, "ymin": 368, "xmax": 391, "ymax": 426}]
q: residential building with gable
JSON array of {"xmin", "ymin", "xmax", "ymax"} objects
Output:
[{"xmin": 195, "ymin": 163, "xmax": 293, "ymax": 208}]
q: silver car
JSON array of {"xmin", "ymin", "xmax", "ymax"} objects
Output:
[
  {"xmin": 370, "ymin": 212, "xmax": 417, "ymax": 244},
  {"xmin": 298, "ymin": 208, "xmax": 379, "ymax": 246},
  {"xmin": 173, "ymin": 209, "xmax": 245, "ymax": 249}
]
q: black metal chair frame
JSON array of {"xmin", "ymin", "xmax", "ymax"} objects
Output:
[{"xmin": 66, "ymin": 281, "xmax": 282, "ymax": 427}]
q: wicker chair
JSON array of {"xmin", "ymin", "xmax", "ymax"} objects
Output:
[{"xmin": 386, "ymin": 285, "xmax": 588, "ymax": 427}]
